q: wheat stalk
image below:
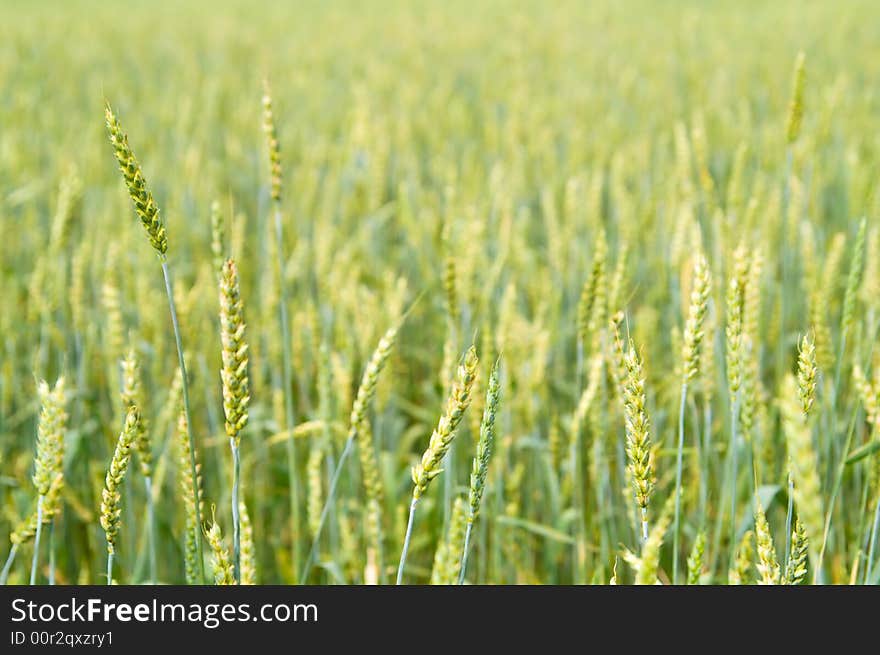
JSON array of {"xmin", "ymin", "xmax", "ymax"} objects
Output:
[
  {"xmin": 105, "ymin": 103, "xmax": 204, "ymax": 582},
  {"xmin": 262, "ymin": 80, "xmax": 301, "ymax": 580},
  {"xmin": 673, "ymin": 252, "xmax": 711, "ymax": 582},
  {"xmin": 176, "ymin": 402, "xmax": 204, "ymax": 586},
  {"xmin": 219, "ymin": 257, "xmax": 250, "ymax": 582},
  {"xmin": 398, "ymin": 345, "xmax": 478, "ymax": 584}
]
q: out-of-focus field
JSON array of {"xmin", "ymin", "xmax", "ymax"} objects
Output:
[{"xmin": 2, "ymin": 0, "xmax": 879, "ymax": 584}]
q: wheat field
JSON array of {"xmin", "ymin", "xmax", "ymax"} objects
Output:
[{"xmin": 2, "ymin": 0, "xmax": 879, "ymax": 585}]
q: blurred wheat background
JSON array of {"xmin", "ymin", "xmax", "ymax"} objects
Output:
[{"xmin": 1, "ymin": 0, "xmax": 879, "ymax": 585}]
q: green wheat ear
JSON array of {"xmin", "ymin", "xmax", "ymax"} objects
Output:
[
  {"xmin": 686, "ymin": 532, "xmax": 706, "ymax": 585},
  {"xmin": 621, "ymin": 341, "xmax": 655, "ymax": 539},
  {"xmin": 100, "ymin": 406, "xmax": 140, "ymax": 554},
  {"xmin": 262, "ymin": 80, "xmax": 283, "ymax": 203},
  {"xmin": 468, "ymin": 358, "xmax": 501, "ymax": 523},
  {"xmin": 784, "ymin": 518, "xmax": 809, "ymax": 585},
  {"xmin": 206, "ymin": 511, "xmax": 236, "ymax": 585},
  {"xmin": 219, "ymin": 257, "xmax": 250, "ymax": 445},
  {"xmin": 104, "ymin": 103, "xmax": 168, "ymax": 255},
  {"xmin": 412, "ymin": 345, "xmax": 479, "ymax": 500},
  {"xmin": 32, "ymin": 378, "xmax": 68, "ymax": 499}
]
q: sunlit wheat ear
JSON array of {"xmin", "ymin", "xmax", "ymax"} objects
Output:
[
  {"xmin": 754, "ymin": 498, "xmax": 780, "ymax": 584},
  {"xmin": 412, "ymin": 345, "xmax": 479, "ymax": 499},
  {"xmin": 686, "ymin": 532, "xmax": 706, "ymax": 585},
  {"xmin": 262, "ymin": 79, "xmax": 283, "ymax": 203},
  {"xmin": 206, "ymin": 512, "xmax": 236, "ymax": 585},
  {"xmin": 219, "ymin": 257, "xmax": 250, "ymax": 582},
  {"xmin": 796, "ymin": 334, "xmax": 817, "ymax": 416},
  {"xmin": 785, "ymin": 51, "xmax": 806, "ymax": 145},
  {"xmin": 682, "ymin": 253, "xmax": 711, "ymax": 383},
  {"xmin": 621, "ymin": 341, "xmax": 654, "ymax": 541},
  {"xmin": 220, "ymin": 258, "xmax": 250, "ymax": 445},
  {"xmin": 104, "ymin": 104, "xmax": 167, "ymax": 255},
  {"xmin": 783, "ymin": 518, "xmax": 809, "ymax": 584},
  {"xmin": 33, "ymin": 378, "xmax": 67, "ymax": 500}
]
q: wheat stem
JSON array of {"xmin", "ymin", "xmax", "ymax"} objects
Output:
[
  {"xmin": 459, "ymin": 522, "xmax": 475, "ymax": 585},
  {"xmin": 231, "ymin": 440, "xmax": 241, "ymax": 583},
  {"xmin": 784, "ymin": 467, "xmax": 794, "ymax": 566},
  {"xmin": 729, "ymin": 392, "xmax": 740, "ymax": 562},
  {"xmin": 145, "ymin": 477, "xmax": 156, "ymax": 584},
  {"xmin": 0, "ymin": 544, "xmax": 18, "ymax": 585},
  {"xmin": 48, "ymin": 521, "xmax": 55, "ymax": 585},
  {"xmin": 300, "ymin": 436, "xmax": 354, "ymax": 581},
  {"xmin": 29, "ymin": 495, "xmax": 44, "ymax": 585},
  {"xmin": 161, "ymin": 260, "xmax": 205, "ymax": 583},
  {"xmin": 396, "ymin": 497, "xmax": 419, "ymax": 584}
]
